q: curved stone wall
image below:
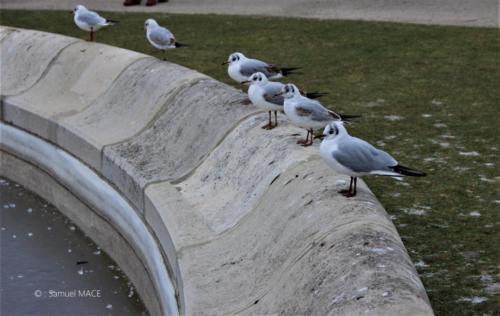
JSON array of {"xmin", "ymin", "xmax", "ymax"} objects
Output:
[{"xmin": 0, "ymin": 27, "xmax": 434, "ymax": 315}]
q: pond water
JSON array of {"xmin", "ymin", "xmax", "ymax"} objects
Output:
[{"xmin": 0, "ymin": 177, "xmax": 148, "ymax": 316}]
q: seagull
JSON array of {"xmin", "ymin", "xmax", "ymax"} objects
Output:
[
  {"xmin": 243, "ymin": 72, "xmax": 327, "ymax": 129},
  {"xmin": 278, "ymin": 83, "xmax": 357, "ymax": 146},
  {"xmin": 72, "ymin": 5, "xmax": 117, "ymax": 42},
  {"xmin": 222, "ymin": 52, "xmax": 299, "ymax": 84},
  {"xmin": 145, "ymin": 19, "xmax": 185, "ymax": 51},
  {"xmin": 320, "ymin": 121, "xmax": 426, "ymax": 197}
]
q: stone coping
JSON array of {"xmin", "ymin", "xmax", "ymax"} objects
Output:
[{"xmin": 0, "ymin": 26, "xmax": 434, "ymax": 315}]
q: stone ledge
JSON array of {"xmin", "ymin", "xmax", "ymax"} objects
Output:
[{"xmin": 0, "ymin": 27, "xmax": 434, "ymax": 316}]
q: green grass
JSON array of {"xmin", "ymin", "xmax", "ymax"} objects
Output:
[{"xmin": 1, "ymin": 9, "xmax": 499, "ymax": 315}]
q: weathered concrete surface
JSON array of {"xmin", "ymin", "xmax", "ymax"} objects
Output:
[
  {"xmin": 1, "ymin": 0, "xmax": 498, "ymax": 27},
  {"xmin": 1, "ymin": 28, "xmax": 434, "ymax": 316},
  {"xmin": 102, "ymin": 78, "xmax": 259, "ymax": 211},
  {"xmin": 144, "ymin": 116, "xmax": 432, "ymax": 315},
  {"xmin": 0, "ymin": 27, "xmax": 78, "ymax": 96},
  {"xmin": 0, "ymin": 151, "xmax": 163, "ymax": 316},
  {"xmin": 58, "ymin": 58, "xmax": 207, "ymax": 171},
  {"xmin": 3, "ymin": 38, "xmax": 147, "ymax": 142}
]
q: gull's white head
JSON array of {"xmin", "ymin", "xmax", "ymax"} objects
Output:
[
  {"xmin": 323, "ymin": 121, "xmax": 347, "ymax": 139},
  {"xmin": 144, "ymin": 19, "xmax": 159, "ymax": 30},
  {"xmin": 281, "ymin": 83, "xmax": 300, "ymax": 99},
  {"xmin": 247, "ymin": 72, "xmax": 269, "ymax": 86},
  {"xmin": 226, "ymin": 52, "xmax": 246, "ymax": 65},
  {"xmin": 73, "ymin": 5, "xmax": 87, "ymax": 14}
]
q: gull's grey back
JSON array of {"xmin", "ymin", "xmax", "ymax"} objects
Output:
[
  {"xmin": 262, "ymin": 82, "xmax": 285, "ymax": 106},
  {"xmin": 240, "ymin": 59, "xmax": 272, "ymax": 77},
  {"xmin": 77, "ymin": 10, "xmax": 105, "ymax": 26},
  {"xmin": 295, "ymin": 97, "xmax": 334, "ymax": 122},
  {"xmin": 334, "ymin": 137, "xmax": 397, "ymax": 173},
  {"xmin": 149, "ymin": 27, "xmax": 174, "ymax": 46}
]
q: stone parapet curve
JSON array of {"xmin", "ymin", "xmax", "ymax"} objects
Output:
[{"xmin": 0, "ymin": 26, "xmax": 434, "ymax": 316}]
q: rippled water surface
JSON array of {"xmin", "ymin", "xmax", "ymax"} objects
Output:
[{"xmin": 0, "ymin": 177, "xmax": 148, "ymax": 316}]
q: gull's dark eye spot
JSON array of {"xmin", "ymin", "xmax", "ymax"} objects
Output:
[
  {"xmin": 329, "ymin": 129, "xmax": 335, "ymax": 135},
  {"xmin": 253, "ymin": 77, "xmax": 257, "ymax": 81}
]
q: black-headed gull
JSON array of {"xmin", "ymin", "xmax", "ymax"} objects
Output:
[
  {"xmin": 320, "ymin": 121, "xmax": 426, "ymax": 197},
  {"xmin": 223, "ymin": 52, "xmax": 299, "ymax": 84},
  {"xmin": 279, "ymin": 83, "xmax": 358, "ymax": 146},
  {"xmin": 145, "ymin": 19, "xmax": 185, "ymax": 51},
  {"xmin": 72, "ymin": 5, "xmax": 117, "ymax": 42},
  {"xmin": 243, "ymin": 72, "xmax": 326, "ymax": 129}
]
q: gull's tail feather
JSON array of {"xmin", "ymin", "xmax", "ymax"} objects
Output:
[
  {"xmin": 175, "ymin": 42, "xmax": 188, "ymax": 48},
  {"xmin": 391, "ymin": 165, "xmax": 427, "ymax": 177},
  {"xmin": 106, "ymin": 19, "xmax": 119, "ymax": 25},
  {"xmin": 305, "ymin": 92, "xmax": 328, "ymax": 99},
  {"xmin": 336, "ymin": 113, "xmax": 361, "ymax": 122},
  {"xmin": 281, "ymin": 67, "xmax": 301, "ymax": 76}
]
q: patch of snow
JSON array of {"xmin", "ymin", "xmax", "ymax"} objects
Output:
[
  {"xmin": 422, "ymin": 114, "xmax": 432, "ymax": 118},
  {"xmin": 384, "ymin": 115, "xmax": 403, "ymax": 121},
  {"xmin": 414, "ymin": 260, "xmax": 429, "ymax": 268},
  {"xmin": 480, "ymin": 274, "xmax": 492, "ymax": 283},
  {"xmin": 479, "ymin": 176, "xmax": 494, "ymax": 183},
  {"xmin": 469, "ymin": 211, "xmax": 481, "ymax": 217},
  {"xmin": 106, "ymin": 304, "xmax": 113, "ymax": 310},
  {"xmin": 433, "ymin": 123, "xmax": 447, "ymax": 128},
  {"xmin": 402, "ymin": 206, "xmax": 430, "ymax": 216},
  {"xmin": 485, "ymin": 283, "xmax": 500, "ymax": 295},
  {"xmin": 459, "ymin": 151, "xmax": 480, "ymax": 156},
  {"xmin": 457, "ymin": 296, "xmax": 488, "ymax": 304},
  {"xmin": 440, "ymin": 134, "xmax": 455, "ymax": 139},
  {"xmin": 453, "ymin": 166, "xmax": 470, "ymax": 172},
  {"xmin": 431, "ymin": 100, "xmax": 443, "ymax": 106},
  {"xmin": 27, "ymin": 208, "xmax": 33, "ymax": 213}
]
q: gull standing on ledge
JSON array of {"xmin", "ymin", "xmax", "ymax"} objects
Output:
[
  {"xmin": 223, "ymin": 52, "xmax": 299, "ymax": 84},
  {"xmin": 145, "ymin": 19, "xmax": 185, "ymax": 51},
  {"xmin": 244, "ymin": 72, "xmax": 327, "ymax": 129},
  {"xmin": 320, "ymin": 121, "xmax": 426, "ymax": 197},
  {"xmin": 279, "ymin": 84, "xmax": 357, "ymax": 146},
  {"xmin": 72, "ymin": 5, "xmax": 117, "ymax": 42}
]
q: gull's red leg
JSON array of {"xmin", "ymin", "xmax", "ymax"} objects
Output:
[
  {"xmin": 262, "ymin": 111, "xmax": 274, "ymax": 129},
  {"xmin": 297, "ymin": 129, "xmax": 310, "ymax": 144}
]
